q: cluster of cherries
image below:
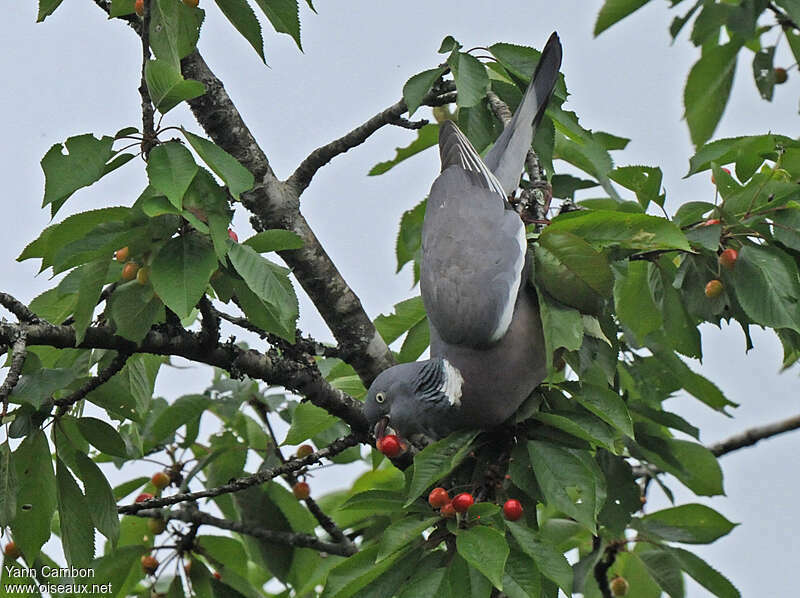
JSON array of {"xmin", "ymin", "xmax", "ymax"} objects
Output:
[{"xmin": 427, "ymin": 487, "xmax": 524, "ymax": 522}]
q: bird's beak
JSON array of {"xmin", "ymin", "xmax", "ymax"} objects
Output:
[{"xmin": 374, "ymin": 416, "xmax": 390, "ymax": 440}]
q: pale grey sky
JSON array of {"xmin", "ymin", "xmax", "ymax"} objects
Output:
[{"xmin": 1, "ymin": 2, "xmax": 798, "ymax": 596}]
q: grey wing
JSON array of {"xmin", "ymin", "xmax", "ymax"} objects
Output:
[
  {"xmin": 421, "ymin": 123, "xmax": 526, "ymax": 348},
  {"xmin": 483, "ymin": 32, "xmax": 562, "ymax": 195}
]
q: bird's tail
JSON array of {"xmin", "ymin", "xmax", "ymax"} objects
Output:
[{"xmin": 483, "ymin": 32, "xmax": 563, "ymax": 195}]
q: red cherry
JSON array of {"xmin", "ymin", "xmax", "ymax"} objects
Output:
[
  {"xmin": 296, "ymin": 444, "xmax": 314, "ymax": 458},
  {"xmin": 719, "ymin": 248, "xmax": 738, "ymax": 270},
  {"xmin": 775, "ymin": 67, "xmax": 788, "ymax": 84},
  {"xmin": 135, "ymin": 492, "xmax": 154, "ymax": 503},
  {"xmin": 134, "ymin": 0, "xmax": 144, "ymax": 17},
  {"xmin": 705, "ymin": 279, "xmax": 723, "ymax": 299},
  {"xmin": 440, "ymin": 502, "xmax": 456, "ymax": 518},
  {"xmin": 377, "ymin": 434, "xmax": 404, "ymax": 458},
  {"xmin": 292, "ymin": 481, "xmax": 310, "ymax": 500},
  {"xmin": 121, "ymin": 262, "xmax": 140, "ymax": 281},
  {"xmin": 151, "ymin": 471, "xmax": 170, "ymax": 490},
  {"xmin": 700, "ymin": 218, "xmax": 721, "ymax": 227},
  {"xmin": 227, "ymin": 228, "xmax": 239, "ymax": 242},
  {"xmin": 115, "ymin": 247, "xmax": 130, "ymax": 262},
  {"xmin": 141, "ymin": 555, "xmax": 159, "ymax": 575},
  {"xmin": 451, "ymin": 492, "xmax": 474, "ymax": 513},
  {"xmin": 503, "ymin": 499, "xmax": 524, "ymax": 521},
  {"xmin": 213, "ymin": 571, "xmax": 222, "ymax": 580},
  {"xmin": 428, "ymin": 487, "xmax": 450, "ymax": 508},
  {"xmin": 3, "ymin": 542, "xmax": 20, "ymax": 559}
]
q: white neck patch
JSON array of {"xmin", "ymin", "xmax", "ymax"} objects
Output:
[{"xmin": 440, "ymin": 359, "xmax": 464, "ymax": 406}]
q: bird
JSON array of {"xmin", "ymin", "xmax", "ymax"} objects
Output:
[{"xmin": 364, "ymin": 33, "xmax": 563, "ymax": 444}]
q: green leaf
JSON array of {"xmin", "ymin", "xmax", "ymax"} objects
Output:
[
  {"xmin": 638, "ymin": 547, "xmax": 685, "ymax": 598},
  {"xmin": 731, "ymin": 245, "xmax": 800, "ymax": 332},
  {"xmin": 76, "ymin": 417, "xmax": 129, "ymax": 458},
  {"xmin": 147, "ymin": 141, "xmax": 199, "ymax": 210},
  {"xmin": 10, "ymin": 367, "xmax": 79, "ymax": 410},
  {"xmin": 535, "ymin": 229, "xmax": 613, "ymax": 314},
  {"xmin": 377, "ymin": 516, "xmax": 438, "ymax": 562},
  {"xmin": 369, "ymin": 124, "xmax": 439, "ymax": 176},
  {"xmin": 56, "ymin": 457, "xmax": 95, "ymax": 567},
  {"xmin": 147, "ymin": 394, "xmax": 211, "ymax": 446},
  {"xmin": 397, "ymin": 568, "xmax": 447, "ymax": 598},
  {"xmin": 547, "ymin": 210, "xmax": 691, "ymax": 252},
  {"xmin": 149, "ymin": 0, "xmax": 204, "ymax": 67},
  {"xmin": 455, "ymin": 525, "xmax": 508, "ymax": 589},
  {"xmin": 339, "ymin": 489, "xmax": 405, "ymax": 513},
  {"xmin": 283, "ymin": 401, "xmax": 338, "ymax": 445},
  {"xmin": 395, "ymin": 199, "xmax": 425, "ymax": 281},
  {"xmin": 657, "ymin": 351, "xmax": 735, "ymax": 412},
  {"xmin": 37, "ymin": 0, "xmax": 64, "ymax": 21},
  {"xmin": 145, "ymin": 59, "xmax": 206, "ymax": 114},
  {"xmin": 686, "ymin": 134, "xmax": 795, "ymax": 177},
  {"xmin": 71, "ymin": 259, "xmax": 112, "ymax": 344},
  {"xmin": 634, "ymin": 503, "xmax": 736, "ymax": 544},
  {"xmin": 398, "ymin": 317, "xmax": 431, "ymax": 363},
  {"xmin": 636, "ymin": 437, "xmax": 724, "ymax": 496},
  {"xmin": 150, "ymin": 232, "xmax": 218, "ymax": 319},
  {"xmin": 405, "ymin": 430, "xmax": 480, "ymax": 506},
  {"xmin": 40, "ymin": 134, "xmax": 117, "ymax": 216},
  {"xmin": 322, "ymin": 544, "xmax": 412, "ymax": 598},
  {"xmin": 595, "ymin": 0, "xmax": 652, "ymax": 35},
  {"xmin": 253, "ymin": 0, "xmax": 302, "ymax": 50},
  {"xmin": 667, "ymin": 547, "xmax": 741, "ymax": 598},
  {"xmin": 752, "ymin": 46, "xmax": 776, "ymax": 101},
  {"xmin": 448, "ymin": 52, "xmax": 489, "ymax": 108},
  {"xmin": 614, "ymin": 260, "xmax": 662, "ymax": 344},
  {"xmin": 214, "ymin": 0, "xmax": 265, "ymax": 62},
  {"xmin": 503, "ymin": 548, "xmax": 543, "ymax": 598},
  {"xmin": 108, "ymin": 283, "xmax": 164, "ymax": 343},
  {"xmin": 506, "ymin": 521, "xmax": 573, "ymax": 594},
  {"xmin": 609, "ymin": 165, "xmax": 664, "ymax": 209},
  {"xmin": 183, "ymin": 130, "xmax": 255, "ymax": 200},
  {"xmin": 374, "ymin": 296, "xmax": 427, "ymax": 345},
  {"xmin": 228, "ymin": 243, "xmax": 299, "ymax": 341},
  {"xmin": 0, "ymin": 442, "xmax": 17, "ymax": 527},
  {"xmin": 74, "ymin": 451, "xmax": 120, "ymax": 546},
  {"xmin": 596, "ymin": 451, "xmax": 640, "ymax": 535},
  {"xmin": 403, "ymin": 67, "xmax": 447, "ymax": 116},
  {"xmin": 573, "ymin": 384, "xmax": 633, "ymax": 438},
  {"xmin": 244, "ymin": 229, "xmax": 304, "ymax": 253},
  {"xmin": 684, "ymin": 40, "xmax": 742, "ymax": 148},
  {"xmin": 527, "ymin": 441, "xmax": 598, "ymax": 531}
]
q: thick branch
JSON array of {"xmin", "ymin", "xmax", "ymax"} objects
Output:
[
  {"xmin": 0, "ymin": 330, "xmax": 28, "ymax": 419},
  {"xmin": 136, "ymin": 508, "xmax": 356, "ymax": 556},
  {"xmin": 0, "ymin": 293, "xmax": 39, "ymax": 323},
  {"xmin": 0, "ymin": 319, "xmax": 368, "ymax": 433},
  {"xmin": 118, "ymin": 434, "xmax": 359, "ymax": 514}
]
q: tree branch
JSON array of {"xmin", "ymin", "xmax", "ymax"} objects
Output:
[
  {"xmin": 0, "ymin": 293, "xmax": 40, "ymax": 323},
  {"xmin": 0, "ymin": 318, "xmax": 368, "ymax": 433},
  {"xmin": 118, "ymin": 434, "xmax": 359, "ymax": 514},
  {"xmin": 53, "ymin": 351, "xmax": 130, "ymax": 417},
  {"xmin": 0, "ymin": 330, "xmax": 28, "ymax": 420},
  {"xmin": 708, "ymin": 414, "xmax": 800, "ymax": 457}
]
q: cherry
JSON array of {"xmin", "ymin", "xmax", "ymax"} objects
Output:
[
  {"xmin": 376, "ymin": 434, "xmax": 404, "ymax": 458},
  {"xmin": 440, "ymin": 502, "xmax": 456, "ymax": 518},
  {"xmin": 775, "ymin": 67, "xmax": 788, "ymax": 84},
  {"xmin": 451, "ymin": 492, "xmax": 474, "ymax": 513},
  {"xmin": 610, "ymin": 575, "xmax": 630, "ymax": 596},
  {"xmin": 428, "ymin": 487, "xmax": 450, "ymax": 508},
  {"xmin": 502, "ymin": 499, "xmax": 524, "ymax": 521},
  {"xmin": 292, "ymin": 481, "xmax": 310, "ymax": 500},
  {"xmin": 151, "ymin": 471, "xmax": 170, "ymax": 490},
  {"xmin": 700, "ymin": 218, "xmax": 721, "ymax": 227},
  {"xmin": 705, "ymin": 279, "xmax": 723, "ymax": 299},
  {"xmin": 719, "ymin": 248, "xmax": 738, "ymax": 270},
  {"xmin": 183, "ymin": 0, "xmax": 200, "ymax": 6},
  {"xmin": 141, "ymin": 555, "xmax": 159, "ymax": 575},
  {"xmin": 3, "ymin": 541, "xmax": 20, "ymax": 560},
  {"xmin": 227, "ymin": 228, "xmax": 239, "ymax": 242},
  {"xmin": 115, "ymin": 247, "xmax": 130, "ymax": 262},
  {"xmin": 121, "ymin": 262, "xmax": 140, "ymax": 282},
  {"xmin": 296, "ymin": 444, "xmax": 314, "ymax": 459},
  {"xmin": 134, "ymin": 0, "xmax": 144, "ymax": 17},
  {"xmin": 135, "ymin": 492, "xmax": 154, "ymax": 503},
  {"xmin": 147, "ymin": 517, "xmax": 166, "ymax": 535},
  {"xmin": 213, "ymin": 571, "xmax": 222, "ymax": 580}
]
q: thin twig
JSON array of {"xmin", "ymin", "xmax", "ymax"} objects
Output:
[
  {"xmin": 118, "ymin": 434, "xmax": 359, "ymax": 514},
  {"xmin": 708, "ymin": 414, "xmax": 800, "ymax": 456},
  {"xmin": 53, "ymin": 351, "xmax": 131, "ymax": 417},
  {"xmin": 0, "ymin": 330, "xmax": 28, "ymax": 419},
  {"xmin": 769, "ymin": 1, "xmax": 800, "ymax": 30},
  {"xmin": 139, "ymin": 0, "xmax": 156, "ymax": 156},
  {"xmin": 388, "ymin": 116, "xmax": 429, "ymax": 130}
]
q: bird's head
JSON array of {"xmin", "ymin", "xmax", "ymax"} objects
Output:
[{"xmin": 363, "ymin": 358, "xmax": 464, "ymax": 444}]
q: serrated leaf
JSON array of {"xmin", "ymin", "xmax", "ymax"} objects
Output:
[
  {"xmin": 73, "ymin": 259, "xmax": 112, "ymax": 344},
  {"xmin": 405, "ymin": 430, "xmax": 480, "ymax": 506},
  {"xmin": 283, "ymin": 401, "xmax": 338, "ymax": 445},
  {"xmin": 215, "ymin": 0, "xmax": 265, "ymax": 62},
  {"xmin": 145, "ymin": 59, "xmax": 206, "ymax": 114},
  {"xmin": 614, "ymin": 260, "xmax": 662, "ymax": 344},
  {"xmin": 455, "ymin": 525, "xmax": 508, "ymax": 589},
  {"xmin": 595, "ymin": 0, "xmax": 652, "ymax": 35},
  {"xmin": 634, "ymin": 503, "xmax": 736, "ymax": 544},
  {"xmin": 503, "ymin": 548, "xmax": 543, "ymax": 598},
  {"xmin": 56, "ymin": 457, "xmax": 95, "ymax": 567},
  {"xmin": 753, "ymin": 46, "xmax": 777, "ymax": 101},
  {"xmin": 573, "ymin": 384, "xmax": 633, "ymax": 438},
  {"xmin": 395, "ymin": 198, "xmax": 425, "ymax": 280},
  {"xmin": 254, "ymin": 0, "xmax": 302, "ymax": 49},
  {"xmin": 339, "ymin": 489, "xmax": 405, "ymax": 512},
  {"xmin": 74, "ymin": 451, "xmax": 120, "ymax": 546},
  {"xmin": 369, "ymin": 124, "xmax": 439, "ymax": 176},
  {"xmin": 609, "ymin": 164, "xmax": 664, "ymax": 209},
  {"xmin": 147, "ymin": 141, "xmax": 199, "ymax": 210},
  {"xmin": 149, "ymin": 0, "xmax": 204, "ymax": 68},
  {"xmin": 76, "ymin": 417, "xmax": 129, "ymax": 458},
  {"xmin": 147, "ymin": 394, "xmax": 211, "ymax": 446},
  {"xmin": 374, "ymin": 296, "xmax": 427, "ymax": 345},
  {"xmin": 403, "ymin": 67, "xmax": 447, "ymax": 116},
  {"xmin": 667, "ymin": 547, "xmax": 740, "ymax": 598},
  {"xmin": 448, "ymin": 52, "xmax": 489, "ymax": 108},
  {"xmin": 506, "ymin": 521, "xmax": 572, "ymax": 594},
  {"xmin": 183, "ymin": 129, "xmax": 255, "ymax": 199},
  {"xmin": 150, "ymin": 232, "xmax": 218, "ymax": 319},
  {"xmin": 377, "ymin": 516, "xmax": 438, "ymax": 562},
  {"xmin": 37, "ymin": 0, "xmax": 64, "ymax": 21},
  {"xmin": 684, "ymin": 40, "xmax": 742, "ymax": 148},
  {"xmin": 0, "ymin": 442, "xmax": 17, "ymax": 527},
  {"xmin": 638, "ymin": 547, "xmax": 685, "ymax": 598},
  {"xmin": 40, "ymin": 134, "xmax": 117, "ymax": 216},
  {"xmin": 108, "ymin": 283, "xmax": 164, "ymax": 342},
  {"xmin": 244, "ymin": 229, "xmax": 304, "ymax": 253}
]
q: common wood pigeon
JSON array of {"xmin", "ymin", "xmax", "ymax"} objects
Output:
[{"xmin": 365, "ymin": 33, "xmax": 562, "ymax": 443}]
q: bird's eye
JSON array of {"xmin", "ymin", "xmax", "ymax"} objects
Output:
[{"xmin": 375, "ymin": 392, "xmax": 386, "ymax": 404}]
